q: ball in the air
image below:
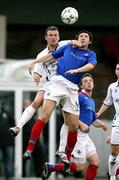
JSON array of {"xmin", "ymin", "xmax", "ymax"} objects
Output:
[{"xmin": 61, "ymin": 7, "xmax": 78, "ymax": 25}]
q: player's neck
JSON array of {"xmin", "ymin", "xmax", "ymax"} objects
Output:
[
  {"xmin": 79, "ymin": 43, "xmax": 88, "ymax": 50},
  {"xmin": 83, "ymin": 89, "xmax": 92, "ymax": 97},
  {"xmin": 48, "ymin": 44, "xmax": 58, "ymax": 51},
  {"xmin": 80, "ymin": 46, "xmax": 88, "ymax": 50}
]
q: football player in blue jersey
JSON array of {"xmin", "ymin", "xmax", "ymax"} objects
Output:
[
  {"xmin": 24, "ymin": 30, "xmax": 97, "ymax": 159},
  {"xmin": 41, "ymin": 73, "xmax": 108, "ymax": 180}
]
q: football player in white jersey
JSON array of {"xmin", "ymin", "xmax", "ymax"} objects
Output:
[
  {"xmin": 97, "ymin": 63, "xmax": 119, "ymax": 180},
  {"xmin": 9, "ymin": 26, "xmax": 69, "ymax": 136},
  {"xmin": 9, "ymin": 26, "xmax": 88, "ymax": 161}
]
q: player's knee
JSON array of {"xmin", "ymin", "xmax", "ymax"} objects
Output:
[
  {"xmin": 68, "ymin": 123, "xmax": 78, "ymax": 132},
  {"xmin": 88, "ymin": 154, "xmax": 100, "ymax": 167},
  {"xmin": 41, "ymin": 112, "xmax": 50, "ymax": 123},
  {"xmin": 89, "ymin": 159, "xmax": 99, "ymax": 167},
  {"xmin": 91, "ymin": 160, "xmax": 99, "ymax": 167},
  {"xmin": 69, "ymin": 127, "xmax": 77, "ymax": 132}
]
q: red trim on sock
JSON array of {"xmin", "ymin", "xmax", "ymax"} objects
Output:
[
  {"xmin": 116, "ymin": 167, "xmax": 119, "ymax": 176},
  {"xmin": 27, "ymin": 118, "xmax": 46, "ymax": 151},
  {"xmin": 50, "ymin": 163, "xmax": 64, "ymax": 173},
  {"xmin": 85, "ymin": 164, "xmax": 98, "ymax": 180}
]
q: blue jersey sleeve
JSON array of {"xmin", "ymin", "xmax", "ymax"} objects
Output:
[
  {"xmin": 51, "ymin": 44, "xmax": 68, "ymax": 59},
  {"xmin": 88, "ymin": 51, "xmax": 97, "ymax": 65},
  {"xmin": 92, "ymin": 112, "xmax": 97, "ymax": 123}
]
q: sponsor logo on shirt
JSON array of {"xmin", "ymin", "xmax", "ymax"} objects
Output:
[{"xmin": 70, "ymin": 52, "xmax": 87, "ymax": 62}]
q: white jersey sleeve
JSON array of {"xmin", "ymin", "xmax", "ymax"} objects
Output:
[
  {"xmin": 32, "ymin": 48, "xmax": 48, "ymax": 77},
  {"xmin": 33, "ymin": 64, "xmax": 43, "ymax": 77},
  {"xmin": 102, "ymin": 81, "xmax": 119, "ymax": 126},
  {"xmin": 103, "ymin": 84, "xmax": 113, "ymax": 106},
  {"xmin": 58, "ymin": 40, "xmax": 70, "ymax": 47}
]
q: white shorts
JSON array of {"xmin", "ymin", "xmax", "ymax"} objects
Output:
[
  {"xmin": 38, "ymin": 81, "xmax": 50, "ymax": 92},
  {"xmin": 44, "ymin": 75, "xmax": 79, "ymax": 115},
  {"xmin": 111, "ymin": 126, "xmax": 119, "ymax": 145},
  {"xmin": 71, "ymin": 130, "xmax": 97, "ymax": 164}
]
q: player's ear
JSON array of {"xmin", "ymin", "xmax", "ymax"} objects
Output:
[
  {"xmin": 58, "ymin": 35, "xmax": 60, "ymax": 41},
  {"xmin": 57, "ymin": 32, "xmax": 60, "ymax": 42},
  {"xmin": 45, "ymin": 35, "xmax": 47, "ymax": 41}
]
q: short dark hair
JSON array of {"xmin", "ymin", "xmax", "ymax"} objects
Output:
[
  {"xmin": 80, "ymin": 73, "xmax": 93, "ymax": 85},
  {"xmin": 75, "ymin": 30, "xmax": 93, "ymax": 43},
  {"xmin": 45, "ymin": 26, "xmax": 59, "ymax": 35}
]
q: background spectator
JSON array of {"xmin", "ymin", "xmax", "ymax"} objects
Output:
[{"xmin": 0, "ymin": 99, "xmax": 15, "ymax": 180}]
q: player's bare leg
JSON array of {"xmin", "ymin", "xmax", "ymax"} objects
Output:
[
  {"xmin": 56, "ymin": 113, "xmax": 89, "ymax": 163},
  {"xmin": 23, "ymin": 99, "xmax": 56, "ymax": 159},
  {"xmin": 85, "ymin": 153, "xmax": 99, "ymax": 180}
]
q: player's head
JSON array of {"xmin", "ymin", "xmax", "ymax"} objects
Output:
[
  {"xmin": 45, "ymin": 26, "xmax": 60, "ymax": 47},
  {"xmin": 115, "ymin": 63, "xmax": 119, "ymax": 79},
  {"xmin": 75, "ymin": 30, "xmax": 93, "ymax": 48},
  {"xmin": 80, "ymin": 73, "xmax": 94, "ymax": 91}
]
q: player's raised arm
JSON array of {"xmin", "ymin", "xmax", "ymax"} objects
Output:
[{"xmin": 28, "ymin": 53, "xmax": 54, "ymax": 74}]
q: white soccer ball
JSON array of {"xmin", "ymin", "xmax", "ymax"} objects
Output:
[{"xmin": 61, "ymin": 7, "xmax": 78, "ymax": 25}]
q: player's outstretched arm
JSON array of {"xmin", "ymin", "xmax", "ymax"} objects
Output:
[
  {"xmin": 92, "ymin": 119, "xmax": 108, "ymax": 131},
  {"xmin": 65, "ymin": 63, "xmax": 95, "ymax": 75},
  {"xmin": 96, "ymin": 103, "xmax": 109, "ymax": 118}
]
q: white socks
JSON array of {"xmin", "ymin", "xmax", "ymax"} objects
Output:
[
  {"xmin": 108, "ymin": 154, "xmax": 119, "ymax": 179},
  {"xmin": 17, "ymin": 105, "xmax": 36, "ymax": 129},
  {"xmin": 110, "ymin": 176, "xmax": 116, "ymax": 180},
  {"xmin": 58, "ymin": 123, "xmax": 68, "ymax": 152}
]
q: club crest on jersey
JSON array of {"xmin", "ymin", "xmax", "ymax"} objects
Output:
[
  {"xmin": 84, "ymin": 53, "xmax": 89, "ymax": 56},
  {"xmin": 75, "ymin": 101, "xmax": 79, "ymax": 111},
  {"xmin": 77, "ymin": 150, "xmax": 81, "ymax": 154},
  {"xmin": 46, "ymin": 91, "xmax": 50, "ymax": 96},
  {"xmin": 115, "ymin": 99, "xmax": 119, "ymax": 103},
  {"xmin": 84, "ymin": 96, "xmax": 88, "ymax": 100},
  {"xmin": 70, "ymin": 52, "xmax": 87, "ymax": 62}
]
